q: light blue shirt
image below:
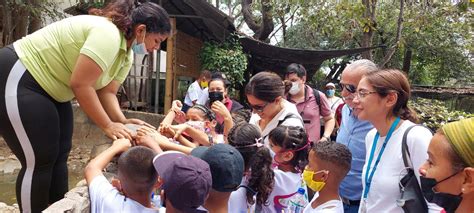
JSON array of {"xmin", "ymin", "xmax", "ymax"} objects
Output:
[{"xmin": 336, "ymin": 105, "xmax": 373, "ymax": 201}]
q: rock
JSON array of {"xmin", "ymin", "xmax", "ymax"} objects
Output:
[{"xmin": 0, "ymin": 202, "xmax": 20, "ymax": 213}]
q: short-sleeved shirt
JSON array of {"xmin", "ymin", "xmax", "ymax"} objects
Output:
[
  {"xmin": 336, "ymin": 105, "xmax": 373, "ymax": 200},
  {"xmin": 89, "ymin": 175, "xmax": 158, "ymax": 213},
  {"xmin": 249, "ymin": 99, "xmax": 303, "ymax": 147},
  {"xmin": 13, "ymin": 15, "xmax": 133, "ymax": 102},
  {"xmin": 184, "ymin": 81, "xmax": 206, "ymax": 106},
  {"xmin": 287, "ymin": 85, "xmax": 332, "ymax": 142}
]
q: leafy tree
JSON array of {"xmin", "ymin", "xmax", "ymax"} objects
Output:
[
  {"xmin": 0, "ymin": 0, "xmax": 65, "ymax": 47},
  {"xmin": 282, "ymin": 1, "xmax": 473, "ymax": 86}
]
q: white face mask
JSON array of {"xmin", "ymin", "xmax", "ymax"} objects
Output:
[{"xmin": 289, "ymin": 82, "xmax": 301, "ymax": 95}]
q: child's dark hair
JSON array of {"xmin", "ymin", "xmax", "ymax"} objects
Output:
[
  {"xmin": 311, "ymin": 141, "xmax": 352, "ymax": 180},
  {"xmin": 269, "ymin": 126, "xmax": 309, "ymax": 171},
  {"xmin": 117, "ymin": 146, "xmax": 157, "ymax": 194},
  {"xmin": 89, "ymin": 0, "xmax": 171, "ymax": 40},
  {"xmin": 228, "ymin": 122, "xmax": 274, "ymax": 206},
  {"xmin": 190, "ymin": 104, "xmax": 216, "ymax": 121},
  {"xmin": 232, "ymin": 109, "xmax": 252, "ymax": 124}
]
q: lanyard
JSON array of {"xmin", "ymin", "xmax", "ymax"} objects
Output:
[{"xmin": 363, "ymin": 117, "xmax": 401, "ymax": 199}]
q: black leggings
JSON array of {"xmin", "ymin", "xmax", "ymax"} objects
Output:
[{"xmin": 0, "ymin": 46, "xmax": 73, "ymax": 213}]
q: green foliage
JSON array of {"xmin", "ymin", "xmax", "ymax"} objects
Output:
[
  {"xmin": 199, "ymin": 35, "xmax": 249, "ymax": 89},
  {"xmin": 282, "ymin": 1, "xmax": 473, "ymax": 86},
  {"xmin": 410, "ymin": 98, "xmax": 473, "ymax": 131}
]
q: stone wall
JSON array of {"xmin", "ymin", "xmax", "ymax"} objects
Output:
[{"xmin": 0, "ymin": 106, "xmax": 165, "ymax": 212}]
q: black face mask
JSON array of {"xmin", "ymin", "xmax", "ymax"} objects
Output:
[
  {"xmin": 209, "ymin": 91, "xmax": 224, "ymax": 105},
  {"xmin": 420, "ymin": 173, "xmax": 463, "ymax": 213}
]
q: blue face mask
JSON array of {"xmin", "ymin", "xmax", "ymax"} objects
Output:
[
  {"xmin": 326, "ymin": 89, "xmax": 335, "ymax": 97},
  {"xmin": 132, "ymin": 31, "xmax": 148, "ymax": 55}
]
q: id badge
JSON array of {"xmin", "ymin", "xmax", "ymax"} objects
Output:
[{"xmin": 360, "ymin": 199, "xmax": 367, "ymax": 213}]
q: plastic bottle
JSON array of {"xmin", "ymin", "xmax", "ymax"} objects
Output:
[
  {"xmin": 288, "ymin": 188, "xmax": 308, "ymax": 213},
  {"xmin": 151, "ymin": 192, "xmax": 161, "ymax": 208}
]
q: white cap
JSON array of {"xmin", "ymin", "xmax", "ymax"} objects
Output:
[{"xmin": 326, "ymin": 82, "xmax": 335, "ymax": 88}]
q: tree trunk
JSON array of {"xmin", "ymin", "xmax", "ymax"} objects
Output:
[
  {"xmin": 241, "ymin": 0, "xmax": 274, "ymax": 41},
  {"xmin": 378, "ymin": 0, "xmax": 404, "ymax": 68},
  {"xmin": 402, "ymin": 48, "xmax": 412, "ymax": 74},
  {"xmin": 13, "ymin": 5, "xmax": 30, "ymax": 42},
  {"xmin": 1, "ymin": 0, "xmax": 12, "ymax": 46},
  {"xmin": 361, "ymin": 0, "xmax": 377, "ymax": 60},
  {"xmin": 28, "ymin": 0, "xmax": 42, "ymax": 33}
]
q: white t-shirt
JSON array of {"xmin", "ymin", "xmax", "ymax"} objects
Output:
[
  {"xmin": 259, "ymin": 170, "xmax": 305, "ymax": 213},
  {"xmin": 228, "ymin": 178, "xmax": 254, "ymax": 213},
  {"xmin": 303, "ymin": 194, "xmax": 343, "ymax": 213},
  {"xmin": 197, "ymin": 87, "xmax": 209, "ymax": 105},
  {"xmin": 328, "ymin": 96, "xmax": 343, "ymax": 113},
  {"xmin": 249, "ymin": 99, "xmax": 303, "ymax": 147},
  {"xmin": 360, "ymin": 120, "xmax": 442, "ymax": 213},
  {"xmin": 184, "ymin": 81, "xmax": 206, "ymax": 106},
  {"xmin": 89, "ymin": 175, "xmax": 158, "ymax": 213}
]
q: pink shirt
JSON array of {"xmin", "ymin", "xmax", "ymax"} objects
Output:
[{"xmin": 288, "ymin": 85, "xmax": 332, "ymax": 142}]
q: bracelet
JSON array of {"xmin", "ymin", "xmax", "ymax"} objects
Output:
[{"xmin": 321, "ymin": 136, "xmax": 330, "ymax": 141}]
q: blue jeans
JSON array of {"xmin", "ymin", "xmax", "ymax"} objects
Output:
[{"xmin": 343, "ymin": 203, "xmax": 360, "ymax": 213}]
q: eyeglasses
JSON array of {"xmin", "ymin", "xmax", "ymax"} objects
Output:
[
  {"xmin": 249, "ymin": 102, "xmax": 269, "ymax": 113},
  {"xmin": 339, "ymin": 83, "xmax": 357, "ymax": 93},
  {"xmin": 355, "ymin": 90, "xmax": 378, "ymax": 99}
]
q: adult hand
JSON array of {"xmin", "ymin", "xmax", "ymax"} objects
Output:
[
  {"xmin": 137, "ymin": 126, "xmax": 160, "ymax": 141},
  {"xmin": 104, "ymin": 122, "xmax": 133, "ymax": 140},
  {"xmin": 123, "ymin": 118, "xmax": 155, "ymax": 129},
  {"xmin": 318, "ymin": 136, "xmax": 330, "ymax": 143},
  {"xmin": 211, "ymin": 101, "xmax": 231, "ymax": 120}
]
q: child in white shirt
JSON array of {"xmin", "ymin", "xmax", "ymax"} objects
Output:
[{"xmin": 302, "ymin": 142, "xmax": 351, "ymax": 213}]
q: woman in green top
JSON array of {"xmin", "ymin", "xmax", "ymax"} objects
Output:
[{"xmin": 0, "ymin": 0, "xmax": 170, "ymax": 212}]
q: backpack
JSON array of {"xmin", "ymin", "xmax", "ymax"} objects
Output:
[{"xmin": 312, "ymin": 88, "xmax": 322, "ymax": 113}]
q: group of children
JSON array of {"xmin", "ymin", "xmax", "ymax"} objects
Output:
[{"xmin": 84, "ymin": 101, "xmax": 353, "ymax": 213}]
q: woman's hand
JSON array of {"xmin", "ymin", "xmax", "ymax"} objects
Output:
[
  {"xmin": 211, "ymin": 101, "xmax": 231, "ymax": 120},
  {"xmin": 123, "ymin": 118, "xmax": 155, "ymax": 129},
  {"xmin": 137, "ymin": 126, "xmax": 160, "ymax": 141},
  {"xmin": 104, "ymin": 122, "xmax": 133, "ymax": 140}
]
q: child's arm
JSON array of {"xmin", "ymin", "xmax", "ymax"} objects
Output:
[
  {"xmin": 172, "ymin": 123, "xmax": 210, "ymax": 146},
  {"xmin": 160, "ymin": 100, "xmax": 185, "ymax": 126},
  {"xmin": 84, "ymin": 138, "xmax": 131, "ymax": 186}
]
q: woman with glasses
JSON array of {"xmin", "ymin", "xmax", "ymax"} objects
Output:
[
  {"xmin": 419, "ymin": 118, "xmax": 473, "ymax": 213},
  {"xmin": 245, "ymin": 71, "xmax": 304, "ymax": 148},
  {"xmin": 353, "ymin": 69, "xmax": 441, "ymax": 212}
]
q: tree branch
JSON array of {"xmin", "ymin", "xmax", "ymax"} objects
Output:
[
  {"xmin": 378, "ymin": 0, "xmax": 404, "ymax": 68},
  {"xmin": 241, "ymin": 0, "xmax": 260, "ymax": 32}
]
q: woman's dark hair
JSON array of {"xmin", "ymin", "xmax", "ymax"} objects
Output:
[
  {"xmin": 228, "ymin": 122, "xmax": 274, "ymax": 206},
  {"xmin": 89, "ymin": 0, "xmax": 171, "ymax": 40},
  {"xmin": 269, "ymin": 125, "xmax": 309, "ymax": 171},
  {"xmin": 363, "ymin": 69, "xmax": 419, "ymax": 123},
  {"xmin": 190, "ymin": 104, "xmax": 216, "ymax": 121},
  {"xmin": 245, "ymin": 71, "xmax": 291, "ymax": 102}
]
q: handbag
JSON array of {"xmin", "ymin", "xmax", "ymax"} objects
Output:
[{"xmin": 397, "ymin": 124, "xmax": 430, "ymax": 213}]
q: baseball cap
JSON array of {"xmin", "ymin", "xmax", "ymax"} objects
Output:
[
  {"xmin": 191, "ymin": 144, "xmax": 244, "ymax": 192},
  {"xmin": 326, "ymin": 82, "xmax": 336, "ymax": 88},
  {"xmin": 153, "ymin": 151, "xmax": 212, "ymax": 212}
]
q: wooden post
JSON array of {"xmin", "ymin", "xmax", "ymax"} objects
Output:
[{"xmin": 164, "ymin": 18, "xmax": 176, "ymax": 112}]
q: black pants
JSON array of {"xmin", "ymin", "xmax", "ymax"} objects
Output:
[{"xmin": 0, "ymin": 46, "xmax": 73, "ymax": 213}]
